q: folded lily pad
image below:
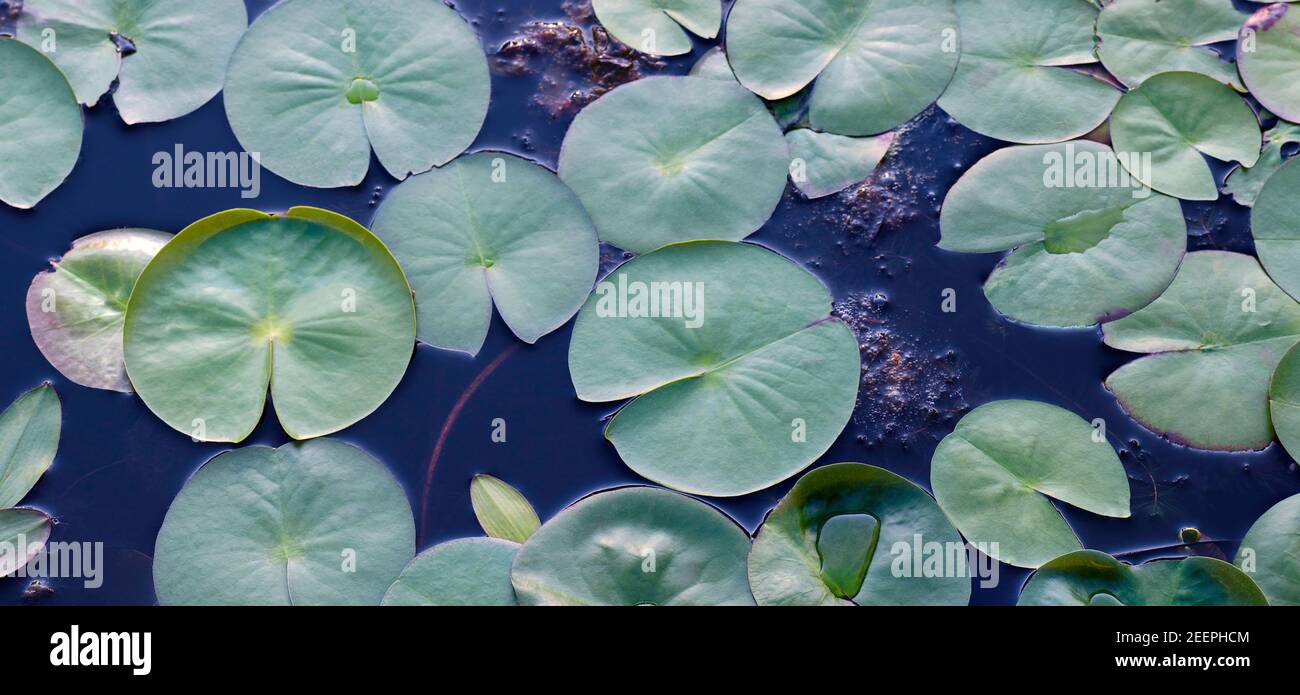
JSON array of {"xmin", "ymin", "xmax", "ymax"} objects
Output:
[
  {"xmin": 1110, "ymin": 71, "xmax": 1260, "ymax": 201},
  {"xmin": 786, "ymin": 129, "xmax": 893, "ymax": 199},
  {"xmin": 27, "ymin": 229, "xmax": 170, "ymax": 393},
  {"xmin": 1019, "ymin": 550, "xmax": 1267, "ymax": 605},
  {"xmin": 1104, "ymin": 251, "xmax": 1300, "ymax": 450},
  {"xmin": 938, "ymin": 0, "xmax": 1119, "ymax": 144},
  {"xmin": 1251, "ymin": 156, "xmax": 1300, "ymax": 301},
  {"xmin": 153, "ymin": 439, "xmax": 415, "ymax": 606},
  {"xmin": 1097, "ymin": 0, "xmax": 1245, "ymax": 89},
  {"xmin": 0, "ymin": 384, "xmax": 61, "ymax": 509},
  {"xmin": 939, "ymin": 142, "xmax": 1185, "ymax": 327},
  {"xmin": 568, "ymin": 241, "xmax": 860, "ymax": 497},
  {"xmin": 1234, "ymin": 492, "xmax": 1300, "ymax": 605},
  {"xmin": 591, "ymin": 0, "xmax": 719, "ymax": 56},
  {"xmin": 469, "ymin": 475, "xmax": 540, "ymax": 543},
  {"xmin": 1239, "ymin": 3, "xmax": 1300, "ymax": 123},
  {"xmin": 15, "ymin": 0, "xmax": 247, "ymax": 123},
  {"xmin": 931, "ymin": 400, "xmax": 1130, "ymax": 569},
  {"xmin": 726, "ymin": 0, "xmax": 959, "ymax": 136},
  {"xmin": 1226, "ymin": 118, "xmax": 1300, "ymax": 207},
  {"xmin": 370, "ymin": 153, "xmax": 598, "ymax": 356},
  {"xmin": 382, "ymin": 538, "xmax": 519, "ymax": 606},
  {"xmin": 123, "ymin": 207, "xmax": 415, "ymax": 443},
  {"xmin": 224, "ymin": 0, "xmax": 490, "ymax": 187},
  {"xmin": 0, "ymin": 38, "xmax": 82, "ymax": 209},
  {"xmin": 557, "ymin": 76, "xmax": 788, "ymax": 254},
  {"xmin": 0, "ymin": 509, "xmax": 52, "ymax": 578},
  {"xmin": 748, "ymin": 463, "xmax": 971, "ymax": 606},
  {"xmin": 511, "ymin": 487, "xmax": 754, "ymax": 605}
]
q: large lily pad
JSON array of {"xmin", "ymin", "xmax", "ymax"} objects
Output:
[
  {"xmin": 15, "ymin": 0, "xmax": 247, "ymax": 124},
  {"xmin": 591, "ymin": 0, "xmax": 719, "ymax": 56},
  {"xmin": 1239, "ymin": 3, "xmax": 1300, "ymax": 123},
  {"xmin": 1097, "ymin": 0, "xmax": 1245, "ymax": 89},
  {"xmin": 931, "ymin": 400, "xmax": 1130, "ymax": 569},
  {"xmin": 0, "ymin": 509, "xmax": 52, "ymax": 578},
  {"xmin": 1234, "ymin": 493, "xmax": 1300, "ymax": 605},
  {"xmin": 937, "ymin": 0, "xmax": 1120, "ymax": 144},
  {"xmin": 557, "ymin": 76, "xmax": 788, "ymax": 254},
  {"xmin": 1251, "ymin": 156, "xmax": 1300, "ymax": 301},
  {"xmin": 1103, "ymin": 251, "xmax": 1300, "ymax": 451},
  {"xmin": 726, "ymin": 0, "xmax": 959, "ymax": 136},
  {"xmin": 786, "ymin": 129, "xmax": 894, "ymax": 199},
  {"xmin": 224, "ymin": 0, "xmax": 490, "ymax": 187},
  {"xmin": 27, "ymin": 229, "xmax": 170, "ymax": 393},
  {"xmin": 382, "ymin": 538, "xmax": 519, "ymax": 606},
  {"xmin": 1270, "ymin": 344, "xmax": 1300, "ymax": 460},
  {"xmin": 370, "ymin": 152, "xmax": 598, "ymax": 355},
  {"xmin": 748, "ymin": 463, "xmax": 971, "ymax": 606},
  {"xmin": 568, "ymin": 241, "xmax": 860, "ymax": 497},
  {"xmin": 939, "ymin": 142, "xmax": 1185, "ymax": 327},
  {"xmin": 1226, "ymin": 118, "xmax": 1300, "ymax": 207},
  {"xmin": 0, "ymin": 384, "xmax": 61, "ymax": 509},
  {"xmin": 511, "ymin": 487, "xmax": 754, "ymax": 605},
  {"xmin": 1110, "ymin": 71, "xmax": 1260, "ymax": 201},
  {"xmin": 1019, "ymin": 550, "xmax": 1267, "ymax": 605},
  {"xmin": 153, "ymin": 439, "xmax": 415, "ymax": 606},
  {"xmin": 123, "ymin": 207, "xmax": 415, "ymax": 443},
  {"xmin": 0, "ymin": 38, "xmax": 82, "ymax": 209}
]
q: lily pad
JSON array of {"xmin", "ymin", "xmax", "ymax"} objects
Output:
[
  {"xmin": 511, "ymin": 486, "xmax": 754, "ymax": 605},
  {"xmin": 786, "ymin": 129, "xmax": 893, "ymax": 199},
  {"xmin": 1269, "ymin": 345, "xmax": 1300, "ymax": 463},
  {"xmin": 748, "ymin": 463, "xmax": 971, "ymax": 606},
  {"xmin": 1097, "ymin": 0, "xmax": 1245, "ymax": 90},
  {"xmin": 689, "ymin": 47, "xmax": 808, "ymax": 128},
  {"xmin": 726, "ymin": 0, "xmax": 958, "ymax": 136},
  {"xmin": 1234, "ymin": 492, "xmax": 1300, "ymax": 605},
  {"xmin": 382, "ymin": 538, "xmax": 519, "ymax": 606},
  {"xmin": 1225, "ymin": 118, "xmax": 1300, "ymax": 207},
  {"xmin": 153, "ymin": 438, "xmax": 415, "ymax": 606},
  {"xmin": 27, "ymin": 229, "xmax": 170, "ymax": 393},
  {"xmin": 1019, "ymin": 550, "xmax": 1267, "ymax": 605},
  {"xmin": 1110, "ymin": 71, "xmax": 1260, "ymax": 201},
  {"xmin": 557, "ymin": 76, "xmax": 788, "ymax": 254},
  {"xmin": 939, "ymin": 142, "xmax": 1185, "ymax": 327},
  {"xmin": 1239, "ymin": 2, "xmax": 1300, "ymax": 123},
  {"xmin": 590, "ymin": 0, "xmax": 719, "ymax": 56},
  {"xmin": 688, "ymin": 46, "xmax": 734, "ymax": 81},
  {"xmin": 937, "ymin": 0, "xmax": 1120, "ymax": 144},
  {"xmin": 470, "ymin": 474, "xmax": 540, "ymax": 543},
  {"xmin": 1103, "ymin": 251, "xmax": 1300, "ymax": 450},
  {"xmin": 0, "ymin": 384, "xmax": 61, "ymax": 509},
  {"xmin": 1251, "ymin": 156, "xmax": 1300, "ymax": 301},
  {"xmin": 568, "ymin": 241, "xmax": 860, "ymax": 497},
  {"xmin": 15, "ymin": 0, "xmax": 247, "ymax": 123},
  {"xmin": 0, "ymin": 38, "xmax": 82, "ymax": 209},
  {"xmin": 930, "ymin": 400, "xmax": 1130, "ymax": 569},
  {"xmin": 223, "ymin": 0, "xmax": 490, "ymax": 187},
  {"xmin": 122, "ymin": 207, "xmax": 415, "ymax": 443},
  {"xmin": 370, "ymin": 152, "xmax": 598, "ymax": 355},
  {"xmin": 0, "ymin": 509, "xmax": 52, "ymax": 578}
]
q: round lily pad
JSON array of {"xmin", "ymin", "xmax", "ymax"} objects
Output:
[
  {"xmin": 557, "ymin": 76, "xmax": 788, "ymax": 254},
  {"xmin": 1252, "ymin": 155, "xmax": 1300, "ymax": 301},
  {"xmin": 511, "ymin": 487, "xmax": 754, "ymax": 605},
  {"xmin": 0, "ymin": 509, "xmax": 52, "ymax": 578},
  {"xmin": 786, "ymin": 129, "xmax": 894, "ymax": 199},
  {"xmin": 27, "ymin": 229, "xmax": 170, "ymax": 393},
  {"xmin": 1269, "ymin": 344, "xmax": 1300, "ymax": 463},
  {"xmin": 1097, "ymin": 0, "xmax": 1245, "ymax": 89},
  {"xmin": 123, "ymin": 207, "xmax": 415, "ymax": 443},
  {"xmin": 370, "ymin": 152, "xmax": 598, "ymax": 356},
  {"xmin": 568, "ymin": 241, "xmax": 860, "ymax": 497},
  {"xmin": 1234, "ymin": 492, "xmax": 1300, "ymax": 605},
  {"xmin": 1226, "ymin": 118, "xmax": 1300, "ymax": 207},
  {"xmin": 1019, "ymin": 550, "xmax": 1267, "ymax": 605},
  {"xmin": 382, "ymin": 538, "xmax": 519, "ymax": 606},
  {"xmin": 1110, "ymin": 71, "xmax": 1260, "ymax": 201},
  {"xmin": 0, "ymin": 384, "xmax": 61, "ymax": 509},
  {"xmin": 1104, "ymin": 251, "xmax": 1300, "ymax": 451},
  {"xmin": 937, "ymin": 0, "xmax": 1120, "ymax": 144},
  {"xmin": 15, "ymin": 0, "xmax": 247, "ymax": 123},
  {"xmin": 726, "ymin": 0, "xmax": 959, "ymax": 136},
  {"xmin": 939, "ymin": 142, "xmax": 1186, "ymax": 327},
  {"xmin": 591, "ymin": 0, "xmax": 719, "ymax": 56},
  {"xmin": 930, "ymin": 400, "xmax": 1131, "ymax": 569},
  {"xmin": 153, "ymin": 438, "xmax": 415, "ymax": 606},
  {"xmin": 0, "ymin": 38, "xmax": 82, "ymax": 210},
  {"xmin": 748, "ymin": 463, "xmax": 971, "ymax": 606},
  {"xmin": 224, "ymin": 0, "xmax": 490, "ymax": 188},
  {"xmin": 1239, "ymin": 2, "xmax": 1300, "ymax": 123}
]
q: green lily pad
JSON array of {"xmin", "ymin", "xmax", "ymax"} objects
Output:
[
  {"xmin": 1097, "ymin": 0, "xmax": 1245, "ymax": 90},
  {"xmin": 748, "ymin": 463, "xmax": 971, "ymax": 606},
  {"xmin": 0, "ymin": 38, "xmax": 82, "ymax": 209},
  {"xmin": 1226, "ymin": 118, "xmax": 1300, "ymax": 207},
  {"xmin": 1234, "ymin": 492, "xmax": 1300, "ymax": 605},
  {"xmin": 726, "ymin": 0, "xmax": 959, "ymax": 136},
  {"xmin": 511, "ymin": 486, "xmax": 754, "ymax": 605},
  {"xmin": 590, "ymin": 0, "xmax": 719, "ymax": 56},
  {"xmin": 15, "ymin": 0, "xmax": 247, "ymax": 123},
  {"xmin": 223, "ymin": 0, "xmax": 490, "ymax": 187},
  {"xmin": 1110, "ymin": 71, "xmax": 1260, "ymax": 201},
  {"xmin": 1239, "ymin": 3, "xmax": 1300, "ymax": 123},
  {"xmin": 688, "ymin": 46, "xmax": 734, "ymax": 81},
  {"xmin": 557, "ymin": 76, "xmax": 788, "ymax": 254},
  {"xmin": 1269, "ymin": 344, "xmax": 1300, "ymax": 463},
  {"xmin": 939, "ymin": 142, "xmax": 1186, "ymax": 327},
  {"xmin": 931, "ymin": 400, "xmax": 1130, "ymax": 569},
  {"xmin": 1103, "ymin": 251, "xmax": 1300, "ymax": 450},
  {"xmin": 153, "ymin": 438, "xmax": 415, "ymax": 605},
  {"xmin": 568, "ymin": 241, "xmax": 860, "ymax": 497},
  {"xmin": 1252, "ymin": 156, "xmax": 1300, "ymax": 301},
  {"xmin": 786, "ymin": 129, "xmax": 893, "ymax": 199},
  {"xmin": 0, "ymin": 509, "xmax": 52, "ymax": 578},
  {"xmin": 27, "ymin": 229, "xmax": 170, "ymax": 393},
  {"xmin": 0, "ymin": 384, "xmax": 61, "ymax": 509},
  {"xmin": 123, "ymin": 207, "xmax": 415, "ymax": 443},
  {"xmin": 470, "ymin": 474, "xmax": 540, "ymax": 543},
  {"xmin": 382, "ymin": 538, "xmax": 519, "ymax": 606},
  {"xmin": 370, "ymin": 153, "xmax": 597, "ymax": 355},
  {"xmin": 1019, "ymin": 550, "xmax": 1267, "ymax": 605}
]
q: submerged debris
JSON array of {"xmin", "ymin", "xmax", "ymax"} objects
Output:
[{"xmin": 22, "ymin": 580, "xmax": 54, "ymax": 601}]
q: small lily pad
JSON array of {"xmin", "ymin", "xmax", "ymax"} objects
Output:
[
  {"xmin": 786, "ymin": 129, "xmax": 893, "ymax": 199},
  {"xmin": 0, "ymin": 38, "xmax": 82, "ymax": 209},
  {"xmin": 0, "ymin": 384, "xmax": 61, "ymax": 509},
  {"xmin": 1097, "ymin": 0, "xmax": 1245, "ymax": 89},
  {"xmin": 153, "ymin": 438, "xmax": 415, "ymax": 606},
  {"xmin": 1019, "ymin": 549, "xmax": 1267, "ymax": 605},
  {"xmin": 591, "ymin": 0, "xmax": 719, "ymax": 56},
  {"xmin": 1238, "ymin": 2, "xmax": 1300, "ymax": 123},
  {"xmin": 1251, "ymin": 156, "xmax": 1300, "ymax": 301},
  {"xmin": 1225, "ymin": 118, "xmax": 1300, "ymax": 207},
  {"xmin": 382, "ymin": 538, "xmax": 519, "ymax": 606},
  {"xmin": 931, "ymin": 400, "xmax": 1130, "ymax": 569},
  {"xmin": 470, "ymin": 475, "xmax": 540, "ymax": 544},
  {"xmin": 511, "ymin": 487, "xmax": 754, "ymax": 605},
  {"xmin": 0, "ymin": 509, "xmax": 52, "ymax": 578},
  {"xmin": 1234, "ymin": 492, "xmax": 1300, "ymax": 605},
  {"xmin": 748, "ymin": 463, "xmax": 971, "ymax": 606}
]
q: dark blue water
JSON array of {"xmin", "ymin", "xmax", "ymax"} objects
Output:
[{"xmin": 2, "ymin": 0, "xmax": 1296, "ymax": 606}]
